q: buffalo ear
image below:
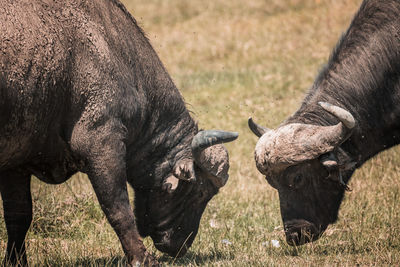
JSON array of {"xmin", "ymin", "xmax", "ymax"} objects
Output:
[
  {"xmin": 172, "ymin": 158, "xmax": 196, "ymax": 182},
  {"xmin": 248, "ymin": 117, "xmax": 270, "ymax": 137},
  {"xmin": 191, "ymin": 130, "xmax": 237, "ymax": 188},
  {"xmin": 162, "ymin": 175, "xmax": 180, "ymax": 193},
  {"xmin": 194, "ymin": 144, "xmax": 230, "ymax": 188}
]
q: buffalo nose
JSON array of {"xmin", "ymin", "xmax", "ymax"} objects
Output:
[{"xmin": 284, "ymin": 219, "xmax": 321, "ymax": 246}]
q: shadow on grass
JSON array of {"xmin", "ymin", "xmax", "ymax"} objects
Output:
[
  {"xmin": 159, "ymin": 249, "xmax": 234, "ymax": 265},
  {"xmin": 36, "ymin": 249, "xmax": 232, "ymax": 266},
  {"xmin": 37, "ymin": 256, "xmax": 127, "ymax": 267},
  {"xmin": 277, "ymin": 240, "xmax": 376, "ymax": 258}
]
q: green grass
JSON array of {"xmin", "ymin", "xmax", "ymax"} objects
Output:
[{"xmin": 2, "ymin": 0, "xmax": 400, "ymax": 265}]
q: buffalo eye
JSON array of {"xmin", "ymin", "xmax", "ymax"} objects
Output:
[
  {"xmin": 294, "ymin": 174, "xmax": 302, "ymax": 185},
  {"xmin": 288, "ymin": 174, "xmax": 303, "ymax": 188}
]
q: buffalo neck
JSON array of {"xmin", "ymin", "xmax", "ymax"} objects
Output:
[
  {"xmin": 124, "ymin": 62, "xmax": 198, "ymax": 189},
  {"xmin": 117, "ymin": 17, "xmax": 198, "ymax": 189},
  {"xmin": 286, "ymin": 0, "xmax": 400, "ymax": 168}
]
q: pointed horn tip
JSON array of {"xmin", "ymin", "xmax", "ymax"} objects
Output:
[
  {"xmin": 218, "ymin": 131, "xmax": 239, "ymax": 143},
  {"xmin": 231, "ymin": 131, "xmax": 239, "ymax": 139},
  {"xmin": 248, "ymin": 117, "xmax": 257, "ymax": 132},
  {"xmin": 248, "ymin": 117, "xmax": 269, "ymax": 137},
  {"xmin": 248, "ymin": 117, "xmax": 260, "ymax": 130},
  {"xmin": 318, "ymin": 101, "xmax": 356, "ymax": 129},
  {"xmin": 248, "ymin": 117, "xmax": 254, "ymax": 125}
]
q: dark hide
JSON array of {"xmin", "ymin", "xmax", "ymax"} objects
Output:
[
  {"xmin": 0, "ymin": 0, "xmax": 235, "ymax": 265},
  {"xmin": 254, "ymin": 0, "xmax": 400, "ymax": 245}
]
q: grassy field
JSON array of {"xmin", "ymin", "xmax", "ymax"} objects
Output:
[{"xmin": 2, "ymin": 0, "xmax": 400, "ymax": 265}]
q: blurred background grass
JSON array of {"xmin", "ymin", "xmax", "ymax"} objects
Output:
[{"xmin": 2, "ymin": 0, "xmax": 400, "ymax": 265}]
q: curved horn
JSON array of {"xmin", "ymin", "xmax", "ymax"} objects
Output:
[
  {"xmin": 191, "ymin": 130, "xmax": 238, "ymax": 154},
  {"xmin": 254, "ymin": 103, "xmax": 356, "ymax": 173},
  {"xmin": 318, "ymin": 102, "xmax": 355, "ymax": 129},
  {"xmin": 248, "ymin": 117, "xmax": 270, "ymax": 137},
  {"xmin": 192, "ymin": 130, "xmax": 238, "ymax": 188}
]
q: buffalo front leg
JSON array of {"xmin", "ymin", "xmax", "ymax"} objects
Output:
[
  {"xmin": 0, "ymin": 171, "xmax": 32, "ymax": 266},
  {"xmin": 86, "ymin": 150, "xmax": 158, "ymax": 266},
  {"xmin": 72, "ymin": 123, "xmax": 158, "ymax": 266}
]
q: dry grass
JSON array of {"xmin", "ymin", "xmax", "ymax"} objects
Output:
[{"xmin": 2, "ymin": 0, "xmax": 400, "ymax": 265}]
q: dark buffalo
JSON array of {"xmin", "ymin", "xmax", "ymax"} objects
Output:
[
  {"xmin": 249, "ymin": 0, "xmax": 400, "ymax": 245},
  {"xmin": 0, "ymin": 0, "xmax": 238, "ymax": 265}
]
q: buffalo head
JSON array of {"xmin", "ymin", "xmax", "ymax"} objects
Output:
[
  {"xmin": 134, "ymin": 130, "xmax": 238, "ymax": 257},
  {"xmin": 249, "ymin": 102, "xmax": 356, "ymax": 245}
]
